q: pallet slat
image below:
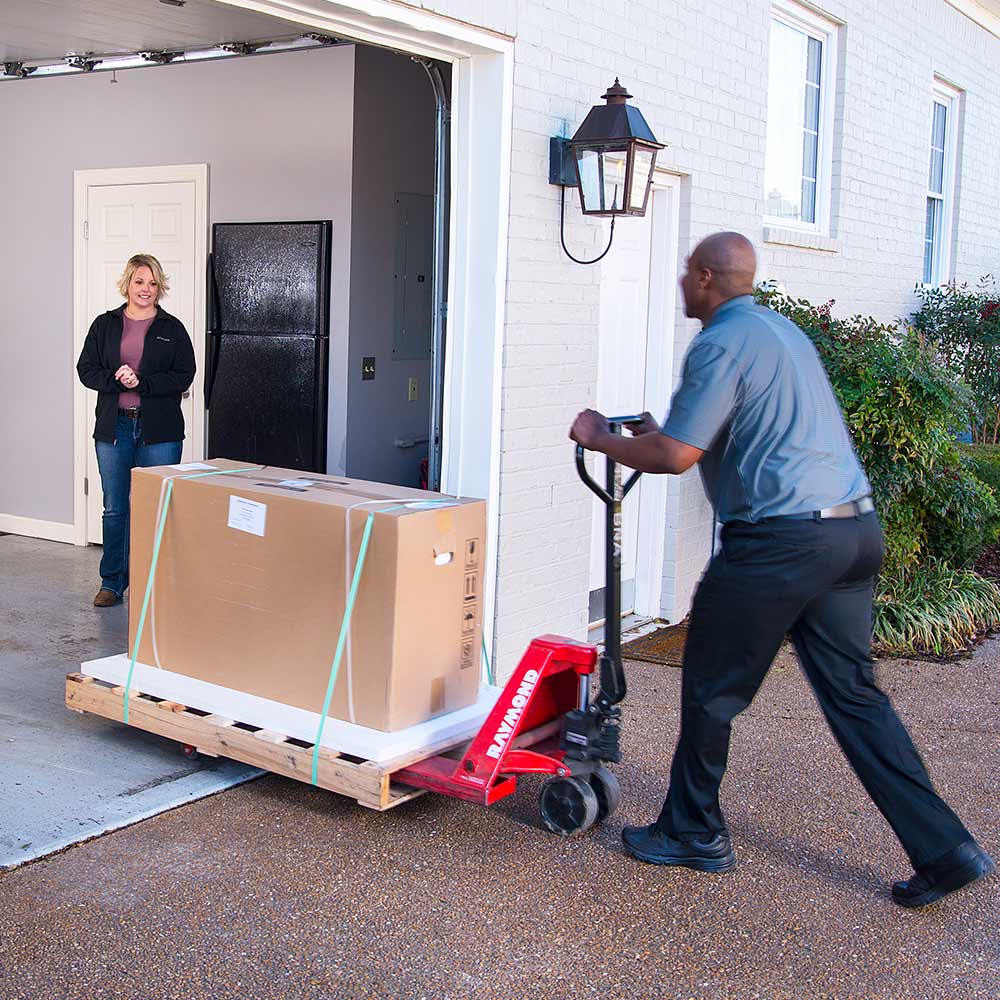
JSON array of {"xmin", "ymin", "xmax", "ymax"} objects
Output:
[{"xmin": 65, "ymin": 674, "xmax": 433, "ymax": 811}]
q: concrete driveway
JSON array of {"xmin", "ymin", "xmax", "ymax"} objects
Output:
[{"xmin": 0, "ymin": 636, "xmax": 995, "ymax": 999}]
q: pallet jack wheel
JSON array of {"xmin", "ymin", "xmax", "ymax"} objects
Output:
[
  {"xmin": 588, "ymin": 766, "xmax": 622, "ymax": 821},
  {"xmin": 539, "ymin": 775, "xmax": 600, "ymax": 836}
]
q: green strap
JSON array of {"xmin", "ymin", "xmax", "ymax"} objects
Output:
[
  {"xmin": 311, "ymin": 509, "xmax": 377, "ymax": 784},
  {"xmin": 310, "ymin": 497, "xmax": 461, "ymax": 784},
  {"xmin": 123, "ymin": 466, "xmax": 264, "ymax": 723},
  {"xmin": 482, "ymin": 636, "xmax": 495, "ymax": 686}
]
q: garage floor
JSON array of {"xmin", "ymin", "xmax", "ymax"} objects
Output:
[{"xmin": 0, "ymin": 535, "xmax": 259, "ymax": 870}]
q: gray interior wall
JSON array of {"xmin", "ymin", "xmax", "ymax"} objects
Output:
[
  {"xmin": 0, "ymin": 45, "xmax": 355, "ymax": 525},
  {"xmin": 346, "ymin": 46, "xmax": 438, "ymax": 488}
]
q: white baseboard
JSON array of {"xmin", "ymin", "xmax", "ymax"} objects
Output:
[{"xmin": 0, "ymin": 513, "xmax": 77, "ymax": 544}]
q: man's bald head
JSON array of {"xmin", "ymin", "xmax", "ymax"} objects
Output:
[
  {"xmin": 691, "ymin": 232, "xmax": 757, "ymax": 296},
  {"xmin": 680, "ymin": 232, "xmax": 758, "ymax": 322}
]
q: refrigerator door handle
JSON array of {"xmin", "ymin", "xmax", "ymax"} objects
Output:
[{"xmin": 205, "ymin": 252, "xmax": 223, "ymax": 410}]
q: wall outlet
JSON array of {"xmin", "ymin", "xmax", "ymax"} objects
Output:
[
  {"xmin": 408, "ymin": 377, "xmax": 418, "ymax": 401},
  {"xmin": 362, "ymin": 356, "xmax": 376, "ymax": 381}
]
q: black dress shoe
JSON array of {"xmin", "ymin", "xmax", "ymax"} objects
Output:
[
  {"xmin": 892, "ymin": 840, "xmax": 995, "ymax": 909},
  {"xmin": 622, "ymin": 823, "xmax": 736, "ymax": 872}
]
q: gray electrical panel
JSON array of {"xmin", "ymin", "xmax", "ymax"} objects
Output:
[{"xmin": 392, "ymin": 192, "xmax": 434, "ymax": 360}]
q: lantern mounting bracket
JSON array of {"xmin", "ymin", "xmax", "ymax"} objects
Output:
[{"xmin": 550, "ymin": 136, "xmax": 616, "ymax": 266}]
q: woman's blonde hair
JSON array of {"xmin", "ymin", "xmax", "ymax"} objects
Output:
[{"xmin": 117, "ymin": 253, "xmax": 170, "ymax": 302}]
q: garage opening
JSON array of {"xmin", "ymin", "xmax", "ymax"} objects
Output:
[{"xmin": 0, "ymin": 0, "xmax": 509, "ymax": 868}]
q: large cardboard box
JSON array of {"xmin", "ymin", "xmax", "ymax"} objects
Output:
[{"xmin": 127, "ymin": 459, "xmax": 485, "ymax": 732}]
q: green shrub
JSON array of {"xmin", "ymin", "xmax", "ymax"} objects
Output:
[
  {"xmin": 874, "ymin": 560, "xmax": 1000, "ymax": 657},
  {"xmin": 911, "ymin": 278, "xmax": 1000, "ymax": 444},
  {"xmin": 754, "ymin": 288, "xmax": 1000, "ymax": 657},
  {"xmin": 753, "ymin": 288, "xmax": 984, "ymax": 576},
  {"xmin": 923, "ymin": 458, "xmax": 999, "ymax": 567},
  {"xmin": 961, "ymin": 442, "xmax": 1000, "ymax": 497}
]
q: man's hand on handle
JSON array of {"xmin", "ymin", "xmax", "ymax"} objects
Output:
[
  {"xmin": 568, "ymin": 409, "xmax": 703, "ymax": 475},
  {"xmin": 569, "ymin": 409, "xmax": 610, "ymax": 450}
]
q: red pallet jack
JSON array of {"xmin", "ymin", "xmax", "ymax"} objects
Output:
[{"xmin": 396, "ymin": 416, "xmax": 644, "ymax": 835}]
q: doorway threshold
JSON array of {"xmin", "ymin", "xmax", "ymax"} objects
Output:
[{"xmin": 587, "ymin": 614, "xmax": 662, "ymax": 649}]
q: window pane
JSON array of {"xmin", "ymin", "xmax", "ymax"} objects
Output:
[
  {"xmin": 802, "ymin": 131, "xmax": 818, "ymax": 181},
  {"xmin": 928, "ymin": 101, "xmax": 947, "ymax": 193},
  {"xmin": 803, "ymin": 81, "xmax": 820, "ymax": 132},
  {"xmin": 802, "ymin": 177, "xmax": 817, "ymax": 223},
  {"xmin": 806, "ymin": 36, "xmax": 822, "ymax": 86},
  {"xmin": 765, "ymin": 17, "xmax": 823, "ymax": 225},
  {"xmin": 924, "ymin": 196, "xmax": 941, "ymax": 283},
  {"xmin": 932, "ymin": 102, "xmax": 947, "ymax": 149}
]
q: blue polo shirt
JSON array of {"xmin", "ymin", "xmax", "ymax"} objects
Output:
[{"xmin": 662, "ymin": 295, "xmax": 871, "ymax": 523}]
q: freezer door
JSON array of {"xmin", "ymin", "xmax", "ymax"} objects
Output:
[{"xmin": 207, "ymin": 221, "xmax": 332, "ymax": 471}]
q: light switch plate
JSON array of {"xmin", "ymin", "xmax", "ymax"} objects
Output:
[{"xmin": 408, "ymin": 377, "xmax": 418, "ymax": 401}]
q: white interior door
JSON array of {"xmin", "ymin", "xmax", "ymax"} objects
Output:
[
  {"xmin": 589, "ymin": 209, "xmax": 654, "ymax": 618},
  {"xmin": 83, "ymin": 180, "xmax": 201, "ymax": 543}
]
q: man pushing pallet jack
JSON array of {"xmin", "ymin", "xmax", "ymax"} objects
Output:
[{"xmin": 569, "ymin": 231, "xmax": 993, "ymax": 909}]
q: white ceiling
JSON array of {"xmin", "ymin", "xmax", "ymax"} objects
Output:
[{"xmin": 0, "ymin": 0, "xmax": 319, "ymax": 65}]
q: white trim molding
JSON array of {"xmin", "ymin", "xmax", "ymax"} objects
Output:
[
  {"xmin": 73, "ymin": 163, "xmax": 209, "ymax": 547},
  {"xmin": 763, "ymin": 226, "xmax": 840, "ymax": 252},
  {"xmin": 943, "ymin": 0, "xmax": 1000, "ymax": 40},
  {"xmin": 0, "ymin": 515, "xmax": 77, "ymax": 545},
  {"xmin": 218, "ymin": 0, "xmax": 514, "ymax": 670},
  {"xmin": 922, "ymin": 78, "xmax": 962, "ymax": 286},
  {"xmin": 764, "ymin": 0, "xmax": 840, "ymax": 237}
]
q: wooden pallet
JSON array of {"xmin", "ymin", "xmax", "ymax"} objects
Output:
[{"xmin": 65, "ymin": 672, "xmax": 465, "ymax": 811}]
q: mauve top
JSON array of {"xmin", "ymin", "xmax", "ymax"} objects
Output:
[{"xmin": 118, "ymin": 312, "xmax": 154, "ymax": 409}]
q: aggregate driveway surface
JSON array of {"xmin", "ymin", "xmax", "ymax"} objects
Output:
[{"xmin": 0, "ymin": 643, "xmax": 996, "ymax": 1000}]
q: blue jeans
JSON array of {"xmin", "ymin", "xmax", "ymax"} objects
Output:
[{"xmin": 95, "ymin": 413, "xmax": 182, "ymax": 596}]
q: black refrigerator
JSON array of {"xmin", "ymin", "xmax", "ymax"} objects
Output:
[{"xmin": 206, "ymin": 221, "xmax": 332, "ymax": 472}]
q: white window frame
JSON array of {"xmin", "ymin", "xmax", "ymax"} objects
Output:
[
  {"xmin": 923, "ymin": 78, "xmax": 961, "ymax": 286},
  {"xmin": 764, "ymin": 0, "xmax": 839, "ymax": 235}
]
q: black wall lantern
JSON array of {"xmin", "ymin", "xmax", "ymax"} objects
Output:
[{"xmin": 549, "ymin": 79, "xmax": 665, "ymax": 263}]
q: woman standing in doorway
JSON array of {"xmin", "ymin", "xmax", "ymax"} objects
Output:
[{"xmin": 76, "ymin": 253, "xmax": 196, "ymax": 607}]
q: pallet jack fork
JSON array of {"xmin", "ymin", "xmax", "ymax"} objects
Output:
[{"xmin": 397, "ymin": 416, "xmax": 644, "ymax": 835}]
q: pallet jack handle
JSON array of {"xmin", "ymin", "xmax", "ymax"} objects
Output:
[{"xmin": 575, "ymin": 415, "xmax": 644, "ymax": 709}]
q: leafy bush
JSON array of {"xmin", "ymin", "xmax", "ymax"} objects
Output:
[
  {"xmin": 923, "ymin": 458, "xmax": 999, "ymax": 568},
  {"xmin": 754, "ymin": 288, "xmax": 984, "ymax": 575},
  {"xmin": 754, "ymin": 287, "xmax": 1000, "ymax": 657},
  {"xmin": 961, "ymin": 442, "xmax": 1000, "ymax": 497},
  {"xmin": 911, "ymin": 278, "xmax": 1000, "ymax": 444},
  {"xmin": 874, "ymin": 560, "xmax": 1000, "ymax": 657}
]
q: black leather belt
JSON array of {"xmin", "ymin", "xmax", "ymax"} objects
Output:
[
  {"xmin": 767, "ymin": 496, "xmax": 875, "ymax": 522},
  {"xmin": 118, "ymin": 406, "xmax": 141, "ymax": 418}
]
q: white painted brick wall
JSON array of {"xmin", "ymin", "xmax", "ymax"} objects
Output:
[{"xmin": 413, "ymin": 0, "xmax": 1000, "ymax": 677}]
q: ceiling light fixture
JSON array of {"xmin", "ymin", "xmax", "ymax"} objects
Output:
[
  {"xmin": 66, "ymin": 54, "xmax": 101, "ymax": 72},
  {"xmin": 140, "ymin": 50, "xmax": 182, "ymax": 64}
]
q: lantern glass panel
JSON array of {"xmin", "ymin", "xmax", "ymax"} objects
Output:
[
  {"xmin": 575, "ymin": 144, "xmax": 630, "ymax": 213},
  {"xmin": 600, "ymin": 148, "xmax": 628, "ymax": 212},
  {"xmin": 629, "ymin": 148, "xmax": 655, "ymax": 211}
]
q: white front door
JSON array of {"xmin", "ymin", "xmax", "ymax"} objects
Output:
[
  {"xmin": 588, "ymin": 178, "xmax": 680, "ymax": 625},
  {"xmin": 588, "ymin": 209, "xmax": 654, "ymax": 618},
  {"xmin": 81, "ymin": 177, "xmax": 203, "ymax": 543}
]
